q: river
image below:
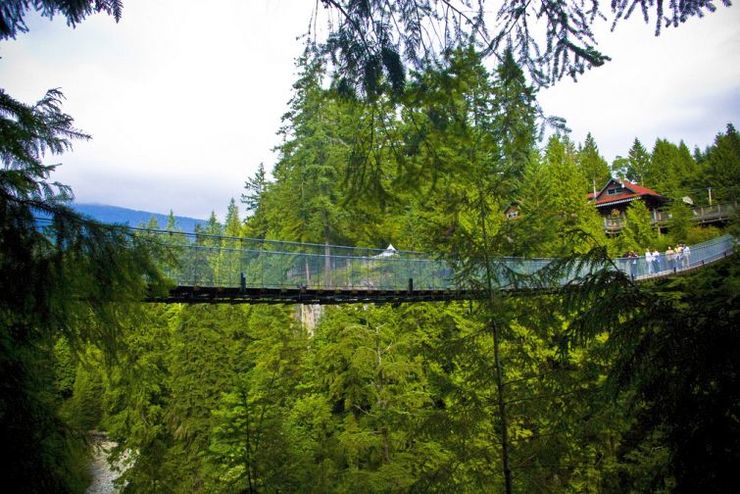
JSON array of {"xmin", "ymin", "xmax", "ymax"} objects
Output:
[{"xmin": 85, "ymin": 436, "xmax": 127, "ymax": 494}]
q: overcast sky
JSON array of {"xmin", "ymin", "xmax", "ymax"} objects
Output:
[{"xmin": 1, "ymin": 1, "xmax": 738, "ymax": 219}]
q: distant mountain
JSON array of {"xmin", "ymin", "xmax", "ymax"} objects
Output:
[{"xmin": 72, "ymin": 203, "xmax": 208, "ymax": 232}]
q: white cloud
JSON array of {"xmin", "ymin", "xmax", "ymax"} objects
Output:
[
  {"xmin": 539, "ymin": 5, "xmax": 740, "ymax": 160},
  {"xmin": 1, "ymin": 0, "xmax": 315, "ymax": 219}
]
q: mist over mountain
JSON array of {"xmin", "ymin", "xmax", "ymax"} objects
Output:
[{"xmin": 72, "ymin": 203, "xmax": 208, "ymax": 232}]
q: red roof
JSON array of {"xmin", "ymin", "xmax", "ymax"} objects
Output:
[{"xmin": 590, "ymin": 179, "xmax": 666, "ymax": 207}]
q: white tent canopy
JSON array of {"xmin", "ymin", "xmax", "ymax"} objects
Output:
[{"xmin": 374, "ymin": 244, "xmax": 398, "ymax": 258}]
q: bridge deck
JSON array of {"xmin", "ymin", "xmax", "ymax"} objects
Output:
[{"xmin": 152, "ymin": 286, "xmax": 482, "ymax": 304}]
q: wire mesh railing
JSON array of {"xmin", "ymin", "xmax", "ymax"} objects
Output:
[
  {"xmin": 31, "ymin": 217, "xmax": 736, "ymax": 292},
  {"xmin": 137, "ymin": 229, "xmax": 734, "ymax": 291},
  {"xmin": 614, "ymin": 235, "xmax": 735, "ymax": 280}
]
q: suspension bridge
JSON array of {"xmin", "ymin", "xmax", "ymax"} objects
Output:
[{"xmin": 129, "ymin": 228, "xmax": 735, "ymax": 304}]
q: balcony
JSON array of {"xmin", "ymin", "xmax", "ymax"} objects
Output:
[{"xmin": 603, "ymin": 201, "xmax": 737, "ymax": 233}]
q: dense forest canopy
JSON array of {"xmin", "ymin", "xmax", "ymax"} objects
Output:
[{"xmin": 1, "ymin": 1, "xmax": 739, "ymax": 493}]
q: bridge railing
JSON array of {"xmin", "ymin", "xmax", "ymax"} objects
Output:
[
  {"xmin": 136, "ymin": 229, "xmax": 443, "ymax": 290},
  {"xmin": 144, "ymin": 228, "xmax": 735, "ymax": 290},
  {"xmin": 612, "ymin": 235, "xmax": 735, "ymax": 280},
  {"xmin": 34, "ymin": 217, "xmax": 734, "ymax": 292},
  {"xmin": 148, "ymin": 231, "xmax": 734, "ymax": 291}
]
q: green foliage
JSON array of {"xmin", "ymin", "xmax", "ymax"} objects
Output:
[
  {"xmin": 700, "ymin": 123, "xmax": 740, "ymax": 202},
  {"xmin": 319, "ymin": 0, "xmax": 725, "ymax": 93},
  {"xmin": 577, "ymin": 132, "xmax": 611, "ymax": 188},
  {"xmin": 635, "ymin": 261, "xmax": 739, "ymax": 492},
  {"xmin": 621, "ymin": 200, "xmax": 658, "ymax": 251},
  {"xmin": 491, "ymin": 48, "xmax": 539, "ymax": 183},
  {"xmin": 666, "ymin": 200, "xmax": 692, "ymax": 243},
  {"xmin": 646, "ymin": 138, "xmax": 699, "ymax": 198},
  {"xmin": 0, "ymin": 0, "xmax": 123, "ymax": 40},
  {"xmin": 266, "ymin": 47, "xmax": 354, "ymax": 246},
  {"xmin": 53, "ymin": 337, "xmax": 76, "ymax": 399},
  {"xmin": 515, "ymin": 136, "xmax": 606, "ymax": 256},
  {"xmin": 623, "ymin": 138, "xmax": 651, "ymax": 185},
  {"xmin": 0, "ymin": 87, "xmax": 166, "ymax": 491},
  {"xmin": 62, "ymin": 357, "xmax": 105, "ymax": 430},
  {"xmin": 3, "ymin": 14, "xmax": 735, "ymax": 493},
  {"xmin": 224, "ymin": 198, "xmax": 242, "ymax": 237},
  {"xmin": 560, "ymin": 245, "xmax": 740, "ymax": 493}
]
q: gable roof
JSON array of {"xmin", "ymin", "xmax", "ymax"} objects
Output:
[{"xmin": 589, "ymin": 178, "xmax": 667, "ymax": 208}]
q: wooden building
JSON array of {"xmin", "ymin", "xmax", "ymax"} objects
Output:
[{"xmin": 587, "ymin": 178, "xmax": 669, "ymax": 234}]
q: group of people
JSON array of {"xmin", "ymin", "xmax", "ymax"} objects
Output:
[{"xmin": 642, "ymin": 245, "xmax": 691, "ymax": 275}]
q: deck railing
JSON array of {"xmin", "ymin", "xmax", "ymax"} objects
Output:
[{"xmin": 604, "ymin": 201, "xmax": 736, "ymax": 232}]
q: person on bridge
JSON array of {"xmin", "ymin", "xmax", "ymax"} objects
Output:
[
  {"xmin": 666, "ymin": 246, "xmax": 676, "ymax": 270},
  {"xmin": 652, "ymin": 249, "xmax": 661, "ymax": 273},
  {"xmin": 676, "ymin": 244, "xmax": 684, "ymax": 268},
  {"xmin": 629, "ymin": 251, "xmax": 638, "ymax": 279},
  {"xmin": 682, "ymin": 244, "xmax": 691, "ymax": 268},
  {"xmin": 645, "ymin": 249, "xmax": 654, "ymax": 275}
]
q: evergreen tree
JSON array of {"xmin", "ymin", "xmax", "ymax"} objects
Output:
[
  {"xmin": 267, "ymin": 46, "xmax": 350, "ymax": 249},
  {"xmin": 0, "ymin": 88, "xmax": 165, "ymax": 491},
  {"xmin": 242, "ymin": 163, "xmax": 271, "ymax": 238},
  {"xmin": 242, "ymin": 163, "xmax": 268, "ymax": 216},
  {"xmin": 102, "ymin": 304, "xmax": 181, "ymax": 492},
  {"xmin": 648, "ymin": 138, "xmax": 682, "ymax": 196},
  {"xmin": 305, "ymin": 306, "xmax": 438, "ymax": 492},
  {"xmin": 675, "ymin": 140, "xmax": 699, "ymax": 196},
  {"xmin": 621, "ymin": 200, "xmax": 658, "ymax": 251},
  {"xmin": 491, "ymin": 48, "xmax": 538, "ymax": 183},
  {"xmin": 666, "ymin": 200, "xmax": 692, "ymax": 244},
  {"xmin": 700, "ymin": 123, "xmax": 740, "ymax": 202},
  {"xmin": 577, "ymin": 132, "xmax": 611, "ymax": 190},
  {"xmin": 515, "ymin": 135, "xmax": 606, "ymax": 256},
  {"xmin": 319, "ymin": 0, "xmax": 727, "ymax": 94},
  {"xmin": 207, "ymin": 306, "xmax": 307, "ymax": 492},
  {"xmin": 622, "ymin": 138, "xmax": 651, "ymax": 184},
  {"xmin": 564, "ymin": 257, "xmax": 740, "ymax": 493},
  {"xmin": 165, "ymin": 210, "xmax": 178, "ymax": 232},
  {"xmin": 224, "ymin": 198, "xmax": 242, "ymax": 237}
]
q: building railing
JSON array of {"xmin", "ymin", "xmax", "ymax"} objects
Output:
[{"xmin": 604, "ymin": 201, "xmax": 737, "ymax": 232}]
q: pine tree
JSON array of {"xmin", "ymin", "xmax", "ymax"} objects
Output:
[
  {"xmin": 621, "ymin": 200, "xmax": 658, "ymax": 251},
  {"xmin": 675, "ymin": 141, "xmax": 699, "ymax": 196},
  {"xmin": 491, "ymin": 48, "xmax": 538, "ymax": 183},
  {"xmin": 516, "ymin": 135, "xmax": 605, "ymax": 256},
  {"xmin": 166, "ymin": 210, "xmax": 178, "ymax": 232},
  {"xmin": 224, "ymin": 198, "xmax": 242, "ymax": 237},
  {"xmin": 268, "ymin": 47, "xmax": 349, "ymax": 248},
  {"xmin": 577, "ymin": 132, "xmax": 611, "ymax": 190},
  {"xmin": 242, "ymin": 163, "xmax": 268, "ymax": 216},
  {"xmin": 701, "ymin": 123, "xmax": 740, "ymax": 202},
  {"xmin": 623, "ymin": 138, "xmax": 651, "ymax": 184},
  {"xmin": 649, "ymin": 138, "xmax": 682, "ymax": 196},
  {"xmin": 0, "ymin": 88, "xmax": 165, "ymax": 490}
]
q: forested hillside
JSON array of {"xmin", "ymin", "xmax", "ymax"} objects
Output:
[
  {"xmin": 26, "ymin": 47, "xmax": 737, "ymax": 493},
  {"xmin": 71, "ymin": 204, "xmax": 208, "ymax": 233}
]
